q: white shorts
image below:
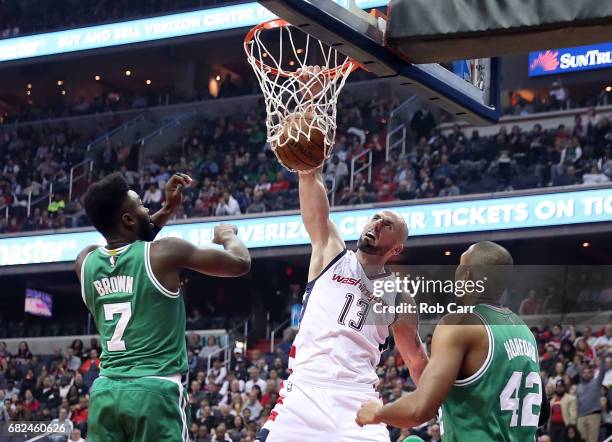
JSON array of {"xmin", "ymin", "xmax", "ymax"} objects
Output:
[{"xmin": 257, "ymin": 374, "xmax": 390, "ymax": 442}]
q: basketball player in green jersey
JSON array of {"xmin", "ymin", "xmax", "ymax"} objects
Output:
[
  {"xmin": 356, "ymin": 241, "xmax": 549, "ymax": 441},
  {"xmin": 75, "ymin": 172, "xmax": 250, "ymax": 442}
]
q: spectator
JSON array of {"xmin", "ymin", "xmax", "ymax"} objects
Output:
[
  {"xmin": 565, "ymin": 424, "xmax": 585, "ymax": 442},
  {"xmin": 550, "ymin": 380, "xmax": 568, "ymax": 441},
  {"xmin": 593, "ymin": 325, "xmax": 612, "ymax": 354},
  {"xmin": 582, "ymin": 164, "xmax": 610, "ymax": 185},
  {"xmin": 65, "ymin": 347, "xmax": 82, "ymax": 372},
  {"xmin": 69, "ymin": 428, "xmax": 86, "ymax": 442},
  {"xmin": 245, "ymin": 367, "xmax": 267, "ymax": 394},
  {"xmin": 576, "ymin": 354, "xmax": 607, "ymax": 442},
  {"xmin": 211, "ymin": 422, "xmax": 232, "ymax": 441},
  {"xmin": 246, "ymin": 191, "xmax": 266, "ymax": 214},
  {"xmin": 49, "ymin": 407, "xmax": 74, "ymax": 442},
  {"xmin": 48, "ymin": 193, "xmax": 66, "ymax": 214},
  {"xmin": 16, "ymin": 341, "xmax": 32, "ymax": 365},
  {"xmin": 254, "ymin": 174, "xmax": 271, "ymax": 193},
  {"xmin": 79, "ymin": 349, "xmax": 100, "ymax": 374},
  {"xmin": 270, "ymin": 171, "xmax": 291, "ymax": 192},
  {"xmin": 215, "ymin": 191, "xmax": 241, "ymax": 216},
  {"xmin": 142, "ymin": 182, "xmax": 162, "ymax": 211},
  {"xmin": 550, "ymin": 80, "xmax": 568, "ymax": 109},
  {"xmin": 242, "ymin": 388, "xmax": 263, "ymax": 421},
  {"xmin": 519, "ymin": 289, "xmax": 542, "ymax": 315},
  {"xmin": 207, "ymin": 359, "xmax": 227, "ymax": 385},
  {"xmin": 200, "ymin": 336, "xmax": 221, "ymax": 361},
  {"xmin": 438, "ymin": 176, "xmax": 460, "ymax": 197}
]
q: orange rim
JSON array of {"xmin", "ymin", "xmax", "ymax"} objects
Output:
[{"xmin": 244, "ymin": 18, "xmax": 359, "ymax": 79}]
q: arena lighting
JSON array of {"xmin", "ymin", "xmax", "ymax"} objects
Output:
[
  {"xmin": 61, "ymin": 90, "xmax": 66, "ymax": 95},
  {"xmin": 94, "ymin": 75, "xmax": 101, "ymax": 81},
  {"xmin": 582, "ymin": 242, "xmax": 590, "ymax": 248},
  {"xmin": 56, "ymin": 80, "xmax": 63, "ymax": 86},
  {"xmin": 296, "ymin": 48, "xmax": 304, "ymax": 54},
  {"xmin": 125, "ymin": 70, "xmax": 132, "ymax": 76},
  {"xmin": 289, "ymin": 60, "xmax": 295, "ymax": 66},
  {"xmin": 26, "ymin": 83, "xmax": 32, "ymax": 89},
  {"xmin": 606, "ymin": 86, "xmax": 612, "ymax": 92},
  {"xmin": 215, "ymin": 75, "xmax": 221, "ymax": 81},
  {"xmin": 145, "ymin": 79, "xmax": 152, "ymax": 85},
  {"xmin": 444, "ymin": 250, "xmax": 452, "ymax": 256},
  {"xmin": 26, "ymin": 90, "xmax": 31, "ymax": 95}
]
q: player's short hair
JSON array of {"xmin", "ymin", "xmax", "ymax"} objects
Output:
[{"xmin": 83, "ymin": 172, "xmax": 130, "ymax": 235}]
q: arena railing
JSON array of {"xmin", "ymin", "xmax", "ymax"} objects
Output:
[
  {"xmin": 349, "ymin": 149, "xmax": 373, "ymax": 191},
  {"xmin": 269, "ymin": 318, "xmax": 291, "ymax": 353}
]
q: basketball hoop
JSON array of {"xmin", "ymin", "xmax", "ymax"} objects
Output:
[{"xmin": 244, "ymin": 19, "xmax": 358, "ymax": 171}]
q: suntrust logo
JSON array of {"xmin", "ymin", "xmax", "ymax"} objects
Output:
[
  {"xmin": 528, "ymin": 43, "xmax": 612, "ymax": 77},
  {"xmin": 529, "ymin": 50, "xmax": 559, "ymax": 72}
]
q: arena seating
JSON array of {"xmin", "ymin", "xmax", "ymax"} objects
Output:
[
  {"xmin": 0, "ymin": 98, "xmax": 610, "ymax": 235},
  {"xmin": 1, "ymin": 322, "xmax": 610, "ymax": 441}
]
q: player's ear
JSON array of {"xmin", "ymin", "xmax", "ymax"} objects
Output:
[{"xmin": 121, "ymin": 212, "xmax": 136, "ymax": 228}]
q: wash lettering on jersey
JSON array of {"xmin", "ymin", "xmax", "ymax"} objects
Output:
[{"xmin": 92, "ymin": 275, "xmax": 134, "ymax": 296}]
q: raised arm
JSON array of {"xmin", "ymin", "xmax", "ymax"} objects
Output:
[
  {"xmin": 152, "ymin": 224, "xmax": 251, "ymax": 278},
  {"xmin": 356, "ymin": 317, "xmax": 479, "ymax": 428},
  {"xmin": 299, "ymin": 168, "xmax": 345, "ymax": 281},
  {"xmin": 150, "ymin": 173, "xmax": 192, "ymax": 229},
  {"xmin": 391, "ymin": 293, "xmax": 428, "ymax": 385}
]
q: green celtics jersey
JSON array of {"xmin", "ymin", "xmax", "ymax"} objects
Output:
[
  {"xmin": 80, "ymin": 241, "xmax": 188, "ymax": 378},
  {"xmin": 441, "ymin": 304, "xmax": 541, "ymax": 442}
]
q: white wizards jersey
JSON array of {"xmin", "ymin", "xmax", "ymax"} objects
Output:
[{"xmin": 290, "ymin": 250, "xmax": 397, "ymax": 386}]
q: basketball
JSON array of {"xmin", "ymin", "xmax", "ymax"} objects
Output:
[{"xmin": 275, "ymin": 112, "xmax": 327, "ymax": 171}]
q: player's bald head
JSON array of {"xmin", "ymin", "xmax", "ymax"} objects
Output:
[
  {"xmin": 461, "ymin": 241, "xmax": 513, "ymax": 267},
  {"xmin": 381, "ymin": 210, "xmax": 409, "ymax": 243},
  {"xmin": 357, "ymin": 210, "xmax": 408, "ymax": 259},
  {"xmin": 457, "ymin": 241, "xmax": 514, "ymax": 301}
]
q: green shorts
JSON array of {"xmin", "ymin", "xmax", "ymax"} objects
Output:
[{"xmin": 88, "ymin": 375, "xmax": 191, "ymax": 442}]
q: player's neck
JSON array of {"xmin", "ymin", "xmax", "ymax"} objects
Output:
[
  {"xmin": 355, "ymin": 249, "xmax": 387, "ymax": 274},
  {"xmin": 105, "ymin": 234, "xmax": 136, "ymax": 250}
]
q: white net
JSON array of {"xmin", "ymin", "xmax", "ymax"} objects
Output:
[{"xmin": 244, "ymin": 19, "xmax": 356, "ymax": 171}]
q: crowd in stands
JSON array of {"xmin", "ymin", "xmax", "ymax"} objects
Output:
[
  {"xmin": 1, "ymin": 322, "xmax": 610, "ymax": 441},
  {"xmin": 0, "ymin": 0, "xmax": 234, "ymax": 40},
  {"xmin": 3, "ymin": 77, "xmax": 260, "ymax": 125},
  {"xmin": 1, "ymin": 91, "xmax": 611, "ymax": 236},
  {"xmin": 504, "ymin": 81, "xmax": 612, "ymax": 117},
  {"xmin": 0, "ymin": 118, "xmax": 125, "ymax": 234}
]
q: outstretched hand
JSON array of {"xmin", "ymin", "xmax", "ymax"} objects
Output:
[{"xmin": 164, "ymin": 173, "xmax": 192, "ymax": 213}]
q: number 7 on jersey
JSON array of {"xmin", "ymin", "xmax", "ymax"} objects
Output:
[{"xmin": 103, "ymin": 302, "xmax": 132, "ymax": 351}]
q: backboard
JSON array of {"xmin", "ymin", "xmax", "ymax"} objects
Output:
[{"xmin": 257, "ymin": 0, "xmax": 501, "ymax": 125}]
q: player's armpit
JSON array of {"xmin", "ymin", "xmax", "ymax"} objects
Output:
[
  {"xmin": 152, "ymin": 236, "xmax": 251, "ymax": 278},
  {"xmin": 75, "ymin": 245, "xmax": 98, "ymax": 280},
  {"xmin": 363, "ymin": 321, "xmax": 473, "ymax": 428}
]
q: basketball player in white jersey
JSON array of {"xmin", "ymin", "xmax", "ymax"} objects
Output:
[{"xmin": 256, "ymin": 159, "xmax": 429, "ymax": 439}]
